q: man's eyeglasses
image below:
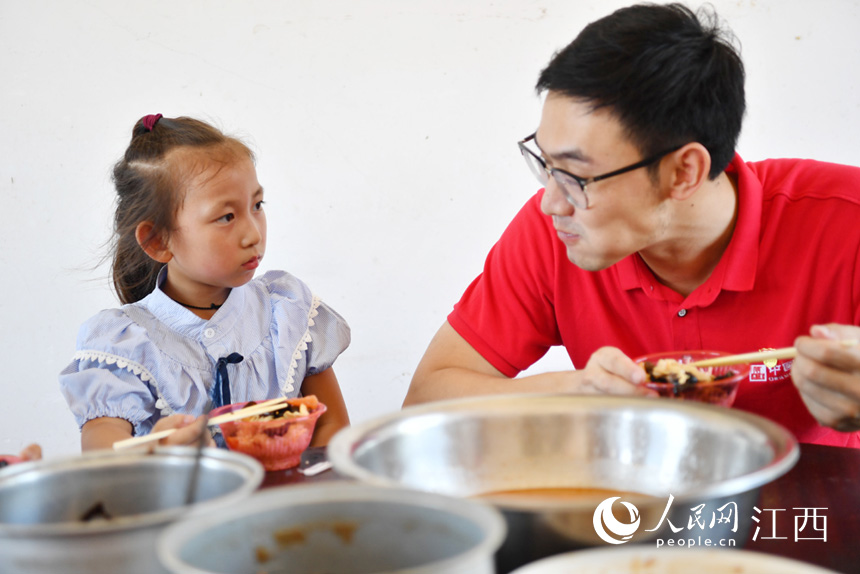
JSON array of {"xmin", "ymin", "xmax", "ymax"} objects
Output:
[{"xmin": 518, "ymin": 133, "xmax": 683, "ymax": 209}]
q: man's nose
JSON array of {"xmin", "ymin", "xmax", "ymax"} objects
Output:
[{"xmin": 539, "ymin": 176, "xmax": 575, "ymax": 218}]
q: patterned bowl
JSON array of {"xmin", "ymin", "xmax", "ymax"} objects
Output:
[
  {"xmin": 210, "ymin": 398, "xmax": 326, "ymax": 471},
  {"xmin": 633, "ymin": 350, "xmax": 751, "ymax": 407}
]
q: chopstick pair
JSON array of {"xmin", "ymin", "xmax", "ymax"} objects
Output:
[
  {"xmin": 689, "ymin": 339, "xmax": 858, "ymax": 368},
  {"xmin": 112, "ymin": 397, "xmax": 288, "ymax": 451}
]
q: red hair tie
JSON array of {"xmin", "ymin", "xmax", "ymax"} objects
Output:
[{"xmin": 142, "ymin": 114, "xmax": 163, "ymax": 132}]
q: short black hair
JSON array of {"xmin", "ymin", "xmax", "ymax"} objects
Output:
[{"xmin": 536, "ymin": 3, "xmax": 745, "ymax": 179}]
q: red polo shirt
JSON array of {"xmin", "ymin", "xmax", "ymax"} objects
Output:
[{"xmin": 449, "ymin": 155, "xmax": 860, "ymax": 447}]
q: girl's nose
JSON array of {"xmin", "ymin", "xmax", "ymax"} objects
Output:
[
  {"xmin": 241, "ymin": 216, "xmax": 264, "ymax": 247},
  {"xmin": 539, "ymin": 176, "xmax": 575, "ymax": 218}
]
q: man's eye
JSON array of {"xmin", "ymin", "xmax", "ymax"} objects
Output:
[
  {"xmin": 254, "ymin": 200, "xmax": 265, "ymax": 211},
  {"xmin": 217, "ymin": 213, "xmax": 235, "ymax": 223}
]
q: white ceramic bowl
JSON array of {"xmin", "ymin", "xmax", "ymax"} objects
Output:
[{"xmin": 510, "ymin": 547, "xmax": 839, "ymax": 574}]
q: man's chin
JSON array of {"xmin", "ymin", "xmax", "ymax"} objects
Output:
[{"xmin": 565, "ymin": 246, "xmax": 617, "ymax": 272}]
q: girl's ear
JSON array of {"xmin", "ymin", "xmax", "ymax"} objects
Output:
[
  {"xmin": 135, "ymin": 221, "xmax": 173, "ymax": 263},
  {"xmin": 665, "ymin": 142, "xmax": 711, "ymax": 201}
]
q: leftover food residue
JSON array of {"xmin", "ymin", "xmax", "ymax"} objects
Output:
[
  {"xmin": 79, "ymin": 501, "xmax": 113, "ymax": 522},
  {"xmin": 255, "ymin": 520, "xmax": 359, "ymax": 565}
]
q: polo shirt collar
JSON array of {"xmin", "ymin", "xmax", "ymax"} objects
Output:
[{"xmin": 616, "ymin": 153, "xmax": 760, "ymax": 306}]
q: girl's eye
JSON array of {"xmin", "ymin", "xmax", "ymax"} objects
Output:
[
  {"xmin": 217, "ymin": 213, "xmax": 235, "ymax": 223},
  {"xmin": 254, "ymin": 200, "xmax": 265, "ymax": 212}
]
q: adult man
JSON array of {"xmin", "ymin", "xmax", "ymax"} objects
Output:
[{"xmin": 403, "ymin": 3, "xmax": 860, "ymax": 447}]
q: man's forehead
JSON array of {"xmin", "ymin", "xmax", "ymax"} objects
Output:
[
  {"xmin": 537, "ymin": 95, "xmax": 632, "ymax": 163},
  {"xmin": 533, "ymin": 132, "xmax": 590, "ymax": 164}
]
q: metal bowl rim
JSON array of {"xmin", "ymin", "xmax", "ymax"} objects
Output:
[
  {"xmin": 157, "ymin": 482, "xmax": 507, "ymax": 574},
  {"xmin": 328, "ymin": 394, "xmax": 800, "ymax": 503},
  {"xmin": 0, "ymin": 446, "xmax": 264, "ymax": 537}
]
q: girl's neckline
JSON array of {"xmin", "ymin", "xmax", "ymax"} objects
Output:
[{"xmin": 171, "ymin": 299, "xmax": 223, "ymax": 311}]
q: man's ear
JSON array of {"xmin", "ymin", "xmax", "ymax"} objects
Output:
[
  {"xmin": 665, "ymin": 143, "xmax": 711, "ymax": 201},
  {"xmin": 135, "ymin": 221, "xmax": 172, "ymax": 263}
]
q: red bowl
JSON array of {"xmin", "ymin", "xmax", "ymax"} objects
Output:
[
  {"xmin": 210, "ymin": 400, "xmax": 326, "ymax": 471},
  {"xmin": 633, "ymin": 350, "xmax": 750, "ymax": 407},
  {"xmin": 0, "ymin": 455, "xmax": 23, "ymax": 469}
]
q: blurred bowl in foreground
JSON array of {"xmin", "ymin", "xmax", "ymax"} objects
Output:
[
  {"xmin": 329, "ymin": 394, "xmax": 798, "ymax": 572},
  {"xmin": 634, "ymin": 350, "xmax": 751, "ymax": 407},
  {"xmin": 509, "ymin": 547, "xmax": 840, "ymax": 574},
  {"xmin": 0, "ymin": 446, "xmax": 262, "ymax": 574},
  {"xmin": 158, "ymin": 482, "xmax": 506, "ymax": 574}
]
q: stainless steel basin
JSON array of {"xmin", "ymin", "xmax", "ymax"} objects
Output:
[
  {"xmin": 158, "ymin": 483, "xmax": 506, "ymax": 574},
  {"xmin": 0, "ymin": 446, "xmax": 263, "ymax": 574},
  {"xmin": 328, "ymin": 394, "xmax": 799, "ymax": 572}
]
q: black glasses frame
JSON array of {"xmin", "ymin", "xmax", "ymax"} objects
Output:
[{"xmin": 518, "ymin": 133, "xmax": 683, "ymax": 209}]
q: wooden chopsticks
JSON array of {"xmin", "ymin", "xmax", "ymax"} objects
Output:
[
  {"xmin": 690, "ymin": 339, "xmax": 858, "ymax": 368},
  {"xmin": 689, "ymin": 347, "xmax": 797, "ymax": 368},
  {"xmin": 112, "ymin": 397, "xmax": 289, "ymax": 451}
]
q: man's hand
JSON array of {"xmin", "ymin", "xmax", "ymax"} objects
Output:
[
  {"xmin": 792, "ymin": 324, "xmax": 860, "ymax": 432},
  {"xmin": 577, "ymin": 346, "xmax": 654, "ymax": 395}
]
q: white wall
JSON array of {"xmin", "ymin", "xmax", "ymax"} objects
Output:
[{"xmin": 1, "ymin": 0, "xmax": 858, "ymax": 458}]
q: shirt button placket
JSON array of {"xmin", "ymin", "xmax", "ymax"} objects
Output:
[
  {"xmin": 202, "ymin": 327, "xmax": 228, "ymax": 364},
  {"xmin": 673, "ymin": 307, "xmax": 690, "ymax": 350}
]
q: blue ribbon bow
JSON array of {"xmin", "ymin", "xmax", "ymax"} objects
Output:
[{"xmin": 212, "ymin": 352, "xmax": 244, "ymax": 409}]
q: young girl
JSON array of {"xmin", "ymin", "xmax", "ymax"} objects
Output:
[{"xmin": 59, "ymin": 114, "xmax": 351, "ymax": 451}]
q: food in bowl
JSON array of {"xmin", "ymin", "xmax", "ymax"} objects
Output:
[
  {"xmin": 642, "ymin": 358, "xmax": 723, "ymax": 386},
  {"xmin": 634, "ymin": 351, "xmax": 750, "ymax": 407},
  {"xmin": 211, "ymin": 396, "xmax": 326, "ymax": 471}
]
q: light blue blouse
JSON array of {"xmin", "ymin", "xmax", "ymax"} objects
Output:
[{"xmin": 59, "ymin": 269, "xmax": 350, "ymax": 436}]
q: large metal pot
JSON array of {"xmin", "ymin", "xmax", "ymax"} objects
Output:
[
  {"xmin": 157, "ymin": 482, "xmax": 506, "ymax": 574},
  {"xmin": 328, "ymin": 394, "xmax": 799, "ymax": 572},
  {"xmin": 0, "ymin": 446, "xmax": 263, "ymax": 574}
]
